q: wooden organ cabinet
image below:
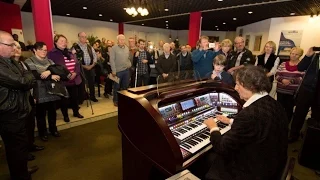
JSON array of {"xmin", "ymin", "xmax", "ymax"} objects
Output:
[{"xmin": 118, "ymin": 80, "xmax": 244, "ymax": 180}]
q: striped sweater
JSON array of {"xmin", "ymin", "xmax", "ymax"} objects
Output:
[{"xmin": 276, "ymin": 61, "xmax": 305, "ymax": 95}]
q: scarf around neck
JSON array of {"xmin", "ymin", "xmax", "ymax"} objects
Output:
[{"xmin": 28, "ymin": 55, "xmax": 53, "ymax": 73}]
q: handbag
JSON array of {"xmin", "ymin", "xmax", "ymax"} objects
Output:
[{"xmin": 46, "ymin": 80, "xmax": 69, "ymax": 98}]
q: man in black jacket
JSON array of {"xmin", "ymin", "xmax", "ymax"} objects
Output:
[
  {"xmin": 204, "ymin": 66, "xmax": 288, "ymax": 180},
  {"xmin": 289, "ymin": 47, "xmax": 320, "ymax": 142},
  {"xmin": 0, "ymin": 31, "xmax": 36, "ymax": 180},
  {"xmin": 132, "ymin": 39, "xmax": 152, "ymax": 87}
]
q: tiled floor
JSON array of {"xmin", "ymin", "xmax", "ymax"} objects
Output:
[{"xmin": 53, "ymin": 95, "xmax": 118, "ymax": 132}]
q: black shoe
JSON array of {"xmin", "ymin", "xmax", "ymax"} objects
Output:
[
  {"xmin": 51, "ymin": 131, "xmax": 61, "ymax": 137},
  {"xmin": 64, "ymin": 117, "xmax": 70, "ymax": 122},
  {"xmin": 73, "ymin": 113, "xmax": 84, "ymax": 118},
  {"xmin": 28, "ymin": 153, "xmax": 35, "ymax": 161},
  {"xmin": 90, "ymin": 98, "xmax": 98, "ymax": 102},
  {"xmin": 40, "ymin": 135, "xmax": 48, "ymax": 142},
  {"xmin": 103, "ymin": 93, "xmax": 109, "ymax": 98},
  {"xmin": 30, "ymin": 144, "xmax": 45, "ymax": 152},
  {"xmin": 288, "ymin": 136, "xmax": 299, "ymax": 143},
  {"xmin": 28, "ymin": 165, "xmax": 39, "ymax": 175}
]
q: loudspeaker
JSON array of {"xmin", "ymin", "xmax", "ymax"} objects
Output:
[{"xmin": 298, "ymin": 118, "xmax": 320, "ymax": 170}]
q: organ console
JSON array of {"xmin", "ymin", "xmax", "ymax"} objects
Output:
[{"xmin": 118, "ymin": 79, "xmax": 244, "ymax": 180}]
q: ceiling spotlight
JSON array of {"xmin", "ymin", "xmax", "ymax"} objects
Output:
[
  {"xmin": 166, "ymin": 27, "xmax": 169, "ymax": 29},
  {"xmin": 83, "ymin": 7, "xmax": 87, "ymax": 10},
  {"xmin": 123, "ymin": 8, "xmax": 127, "ymax": 10},
  {"xmin": 165, "ymin": 20, "xmax": 168, "ymax": 23},
  {"xmin": 218, "ymin": 0, "xmax": 223, "ymax": 1},
  {"xmin": 99, "ymin": 14, "xmax": 102, "ymax": 17},
  {"xmin": 66, "ymin": 14, "xmax": 70, "ymax": 16},
  {"xmin": 164, "ymin": 9, "xmax": 169, "ymax": 11},
  {"xmin": 233, "ymin": 18, "xmax": 237, "ymax": 20},
  {"xmin": 142, "ymin": 24, "xmax": 144, "ymax": 25},
  {"xmin": 215, "ymin": 25, "xmax": 218, "ymax": 27},
  {"xmin": 110, "ymin": 19, "xmax": 113, "ymax": 21},
  {"xmin": 217, "ymin": 28, "xmax": 219, "ymax": 30},
  {"xmin": 248, "ymin": 11, "xmax": 253, "ymax": 14},
  {"xmin": 290, "ymin": 13, "xmax": 295, "ymax": 16},
  {"xmin": 223, "ymin": 22, "xmax": 226, "ymax": 24}
]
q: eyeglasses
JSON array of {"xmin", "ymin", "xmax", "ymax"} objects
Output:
[{"xmin": 0, "ymin": 42, "xmax": 16, "ymax": 47}]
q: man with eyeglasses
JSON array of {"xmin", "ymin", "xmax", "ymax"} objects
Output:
[
  {"xmin": 227, "ymin": 36, "xmax": 254, "ymax": 74},
  {"xmin": 0, "ymin": 30, "xmax": 36, "ymax": 179}
]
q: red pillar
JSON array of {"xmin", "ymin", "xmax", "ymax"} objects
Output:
[
  {"xmin": 31, "ymin": 0, "xmax": 54, "ymax": 50},
  {"xmin": 188, "ymin": 12, "xmax": 202, "ymax": 48},
  {"xmin": 118, "ymin": 23, "xmax": 124, "ymax": 35}
]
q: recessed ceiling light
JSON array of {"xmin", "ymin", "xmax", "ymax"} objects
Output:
[
  {"xmin": 164, "ymin": 9, "xmax": 169, "ymax": 11},
  {"xmin": 248, "ymin": 11, "xmax": 253, "ymax": 14},
  {"xmin": 290, "ymin": 13, "xmax": 295, "ymax": 15},
  {"xmin": 215, "ymin": 25, "xmax": 218, "ymax": 27},
  {"xmin": 110, "ymin": 19, "xmax": 113, "ymax": 21},
  {"xmin": 166, "ymin": 24, "xmax": 168, "ymax": 26},
  {"xmin": 83, "ymin": 7, "xmax": 87, "ymax": 10},
  {"xmin": 233, "ymin": 18, "xmax": 237, "ymax": 20},
  {"xmin": 165, "ymin": 20, "xmax": 168, "ymax": 23},
  {"xmin": 66, "ymin": 14, "xmax": 70, "ymax": 16},
  {"xmin": 142, "ymin": 24, "xmax": 144, "ymax": 25},
  {"xmin": 166, "ymin": 27, "xmax": 169, "ymax": 29},
  {"xmin": 99, "ymin": 14, "xmax": 102, "ymax": 17},
  {"xmin": 123, "ymin": 8, "xmax": 127, "ymax": 10},
  {"xmin": 218, "ymin": 0, "xmax": 223, "ymax": 1},
  {"xmin": 223, "ymin": 22, "xmax": 226, "ymax": 24},
  {"xmin": 217, "ymin": 28, "xmax": 219, "ymax": 30}
]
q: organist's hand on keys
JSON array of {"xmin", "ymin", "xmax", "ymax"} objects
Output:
[
  {"xmin": 203, "ymin": 118, "xmax": 218, "ymax": 131},
  {"xmin": 216, "ymin": 115, "xmax": 232, "ymax": 125}
]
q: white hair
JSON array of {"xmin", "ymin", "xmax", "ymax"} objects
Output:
[
  {"xmin": 117, "ymin": 34, "xmax": 125, "ymax": 40},
  {"xmin": 234, "ymin": 36, "xmax": 244, "ymax": 43}
]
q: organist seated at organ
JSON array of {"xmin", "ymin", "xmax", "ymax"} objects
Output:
[{"xmin": 203, "ymin": 66, "xmax": 288, "ymax": 180}]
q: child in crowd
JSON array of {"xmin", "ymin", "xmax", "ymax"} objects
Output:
[{"xmin": 207, "ymin": 54, "xmax": 234, "ymax": 86}]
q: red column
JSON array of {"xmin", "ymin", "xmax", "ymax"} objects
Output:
[
  {"xmin": 118, "ymin": 23, "xmax": 124, "ymax": 35},
  {"xmin": 188, "ymin": 12, "xmax": 202, "ymax": 48},
  {"xmin": 31, "ymin": 0, "xmax": 54, "ymax": 50}
]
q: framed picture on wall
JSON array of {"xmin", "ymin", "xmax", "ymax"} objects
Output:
[
  {"xmin": 245, "ymin": 35, "xmax": 250, "ymax": 49},
  {"xmin": 254, "ymin": 35, "xmax": 262, "ymax": 51}
]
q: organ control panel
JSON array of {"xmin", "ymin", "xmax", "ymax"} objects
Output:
[{"xmin": 158, "ymin": 92, "xmax": 238, "ymax": 160}]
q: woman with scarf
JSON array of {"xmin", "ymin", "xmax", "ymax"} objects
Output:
[
  {"xmin": 25, "ymin": 42, "xmax": 61, "ymax": 141},
  {"xmin": 48, "ymin": 34, "xmax": 84, "ymax": 122}
]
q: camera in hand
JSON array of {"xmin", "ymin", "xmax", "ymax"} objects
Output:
[{"xmin": 312, "ymin": 47, "xmax": 320, "ymax": 51}]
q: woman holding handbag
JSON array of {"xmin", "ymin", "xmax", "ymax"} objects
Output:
[
  {"xmin": 48, "ymin": 34, "xmax": 84, "ymax": 122},
  {"xmin": 25, "ymin": 42, "xmax": 62, "ymax": 141}
]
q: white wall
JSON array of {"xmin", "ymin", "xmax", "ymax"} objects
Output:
[
  {"xmin": 268, "ymin": 16, "xmax": 320, "ymax": 54},
  {"xmin": 236, "ymin": 19, "xmax": 271, "ymax": 55},
  {"xmin": 177, "ymin": 30, "xmax": 229, "ymax": 45},
  {"xmin": 21, "ymin": 11, "xmax": 235, "ymax": 48}
]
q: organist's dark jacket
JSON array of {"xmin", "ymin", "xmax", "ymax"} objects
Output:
[{"xmin": 208, "ymin": 95, "xmax": 288, "ymax": 180}]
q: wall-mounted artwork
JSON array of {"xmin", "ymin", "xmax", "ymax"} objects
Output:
[
  {"xmin": 254, "ymin": 35, "xmax": 262, "ymax": 51},
  {"xmin": 245, "ymin": 35, "xmax": 250, "ymax": 49}
]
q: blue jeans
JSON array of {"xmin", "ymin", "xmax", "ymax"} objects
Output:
[{"xmin": 113, "ymin": 69, "xmax": 130, "ymax": 103}]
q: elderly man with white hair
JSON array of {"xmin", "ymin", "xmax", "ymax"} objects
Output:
[
  {"xmin": 109, "ymin": 34, "xmax": 131, "ymax": 106},
  {"xmin": 226, "ymin": 36, "xmax": 254, "ymax": 74},
  {"xmin": 156, "ymin": 43, "xmax": 177, "ymax": 83}
]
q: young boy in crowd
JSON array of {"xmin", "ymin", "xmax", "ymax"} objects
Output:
[{"xmin": 207, "ymin": 54, "xmax": 234, "ymax": 86}]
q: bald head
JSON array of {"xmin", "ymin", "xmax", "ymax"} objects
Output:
[
  {"xmin": 78, "ymin": 32, "xmax": 87, "ymax": 44},
  {"xmin": 0, "ymin": 30, "xmax": 16, "ymax": 58}
]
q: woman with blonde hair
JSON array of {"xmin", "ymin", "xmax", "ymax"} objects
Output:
[
  {"xmin": 275, "ymin": 47, "xmax": 305, "ymax": 125},
  {"xmin": 255, "ymin": 41, "xmax": 280, "ymax": 82}
]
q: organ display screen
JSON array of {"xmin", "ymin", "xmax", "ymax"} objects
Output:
[{"xmin": 180, "ymin": 99, "xmax": 196, "ymax": 111}]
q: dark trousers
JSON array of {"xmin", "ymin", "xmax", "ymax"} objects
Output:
[
  {"xmin": 136, "ymin": 73, "xmax": 150, "ymax": 87},
  {"xmin": 104, "ymin": 78, "xmax": 113, "ymax": 94},
  {"xmin": 0, "ymin": 119, "xmax": 30, "ymax": 180},
  {"xmin": 61, "ymin": 85, "xmax": 80, "ymax": 117},
  {"xmin": 129, "ymin": 68, "xmax": 136, "ymax": 88},
  {"xmin": 36, "ymin": 101, "xmax": 57, "ymax": 136},
  {"xmin": 84, "ymin": 69, "xmax": 96, "ymax": 98},
  {"xmin": 113, "ymin": 69, "xmax": 130, "ymax": 103},
  {"xmin": 149, "ymin": 77, "xmax": 157, "ymax": 85},
  {"xmin": 26, "ymin": 105, "xmax": 36, "ymax": 150},
  {"xmin": 277, "ymin": 92, "xmax": 295, "ymax": 124},
  {"xmin": 290, "ymin": 85, "xmax": 320, "ymax": 137}
]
